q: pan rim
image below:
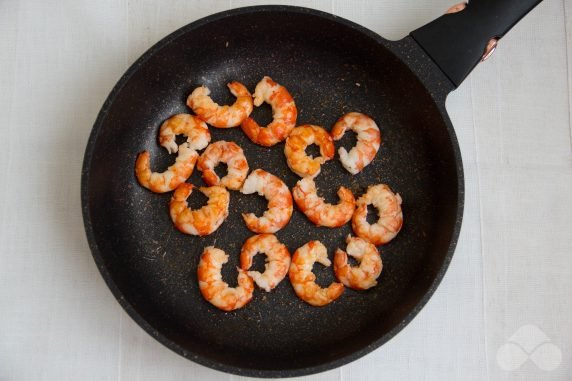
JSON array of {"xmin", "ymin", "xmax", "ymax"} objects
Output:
[{"xmin": 81, "ymin": 5, "xmax": 464, "ymax": 378}]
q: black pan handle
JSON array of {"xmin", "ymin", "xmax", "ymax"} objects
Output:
[{"xmin": 410, "ymin": 0, "xmax": 542, "ymax": 87}]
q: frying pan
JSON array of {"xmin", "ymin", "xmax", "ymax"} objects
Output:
[{"xmin": 82, "ymin": 1, "xmax": 541, "ymax": 377}]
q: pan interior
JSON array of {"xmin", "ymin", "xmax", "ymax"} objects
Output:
[{"xmin": 85, "ymin": 9, "xmax": 459, "ymax": 374}]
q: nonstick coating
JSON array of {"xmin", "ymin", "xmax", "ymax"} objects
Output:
[{"xmin": 82, "ymin": 6, "xmax": 462, "ymax": 378}]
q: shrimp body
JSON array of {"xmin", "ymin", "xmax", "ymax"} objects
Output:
[
  {"xmin": 240, "ymin": 169, "xmax": 293, "ymax": 233},
  {"xmin": 331, "ymin": 112, "xmax": 381, "ymax": 174},
  {"xmin": 240, "ymin": 234, "xmax": 291, "ymax": 292},
  {"xmin": 135, "ymin": 144, "xmax": 198, "ymax": 193},
  {"xmin": 187, "ymin": 82, "xmax": 253, "ymax": 128},
  {"xmin": 158, "ymin": 113, "xmax": 211, "ymax": 154},
  {"xmin": 289, "ymin": 241, "xmax": 344, "ymax": 306},
  {"xmin": 198, "ymin": 246, "xmax": 254, "ymax": 311},
  {"xmin": 334, "ymin": 235, "xmax": 382, "ymax": 290},
  {"xmin": 240, "ymin": 76, "xmax": 297, "ymax": 146},
  {"xmin": 292, "ymin": 177, "xmax": 355, "ymax": 228},
  {"xmin": 352, "ymin": 184, "xmax": 403, "ymax": 245},
  {"xmin": 197, "ymin": 141, "xmax": 248, "ymax": 190},
  {"xmin": 284, "ymin": 125, "xmax": 335, "ymax": 178},
  {"xmin": 169, "ymin": 183, "xmax": 230, "ymax": 236}
]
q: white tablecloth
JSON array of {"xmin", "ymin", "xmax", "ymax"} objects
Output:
[{"xmin": 1, "ymin": 0, "xmax": 571, "ymax": 380}]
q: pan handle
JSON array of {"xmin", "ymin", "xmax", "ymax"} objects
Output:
[{"xmin": 410, "ymin": 0, "xmax": 543, "ymax": 88}]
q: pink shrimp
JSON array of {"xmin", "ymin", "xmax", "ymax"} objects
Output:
[
  {"xmin": 197, "ymin": 141, "xmax": 249, "ymax": 190},
  {"xmin": 158, "ymin": 113, "xmax": 211, "ymax": 154},
  {"xmin": 284, "ymin": 125, "xmax": 335, "ymax": 178},
  {"xmin": 240, "ymin": 76, "xmax": 297, "ymax": 147},
  {"xmin": 289, "ymin": 241, "xmax": 344, "ymax": 307},
  {"xmin": 292, "ymin": 177, "xmax": 355, "ymax": 228},
  {"xmin": 240, "ymin": 169, "xmax": 293, "ymax": 234},
  {"xmin": 331, "ymin": 112, "xmax": 381, "ymax": 174},
  {"xmin": 198, "ymin": 246, "xmax": 254, "ymax": 311},
  {"xmin": 334, "ymin": 235, "xmax": 383, "ymax": 290},
  {"xmin": 135, "ymin": 144, "xmax": 198, "ymax": 193},
  {"xmin": 240, "ymin": 234, "xmax": 291, "ymax": 292},
  {"xmin": 187, "ymin": 82, "xmax": 253, "ymax": 128},
  {"xmin": 169, "ymin": 183, "xmax": 229, "ymax": 236},
  {"xmin": 352, "ymin": 184, "xmax": 403, "ymax": 245}
]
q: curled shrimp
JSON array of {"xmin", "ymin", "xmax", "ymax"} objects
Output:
[
  {"xmin": 197, "ymin": 141, "xmax": 248, "ymax": 190},
  {"xmin": 240, "ymin": 169, "xmax": 293, "ymax": 233},
  {"xmin": 352, "ymin": 184, "xmax": 403, "ymax": 245},
  {"xmin": 331, "ymin": 112, "xmax": 381, "ymax": 174},
  {"xmin": 292, "ymin": 177, "xmax": 355, "ymax": 228},
  {"xmin": 284, "ymin": 125, "xmax": 335, "ymax": 178},
  {"xmin": 135, "ymin": 144, "xmax": 198, "ymax": 193},
  {"xmin": 334, "ymin": 235, "xmax": 382, "ymax": 290},
  {"xmin": 198, "ymin": 246, "xmax": 254, "ymax": 311},
  {"xmin": 240, "ymin": 76, "xmax": 297, "ymax": 147},
  {"xmin": 187, "ymin": 82, "xmax": 253, "ymax": 128},
  {"xmin": 240, "ymin": 234, "xmax": 291, "ymax": 292},
  {"xmin": 135, "ymin": 114, "xmax": 210, "ymax": 193},
  {"xmin": 158, "ymin": 113, "xmax": 211, "ymax": 154},
  {"xmin": 169, "ymin": 183, "xmax": 229, "ymax": 236},
  {"xmin": 289, "ymin": 241, "xmax": 344, "ymax": 307}
]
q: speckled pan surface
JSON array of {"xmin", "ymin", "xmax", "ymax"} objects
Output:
[{"xmin": 81, "ymin": 6, "xmax": 463, "ymax": 378}]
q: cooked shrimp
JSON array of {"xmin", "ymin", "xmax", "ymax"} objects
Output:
[
  {"xmin": 158, "ymin": 113, "xmax": 211, "ymax": 154},
  {"xmin": 352, "ymin": 184, "xmax": 403, "ymax": 245},
  {"xmin": 284, "ymin": 125, "xmax": 335, "ymax": 178},
  {"xmin": 240, "ymin": 76, "xmax": 297, "ymax": 147},
  {"xmin": 289, "ymin": 241, "xmax": 344, "ymax": 307},
  {"xmin": 292, "ymin": 177, "xmax": 355, "ymax": 228},
  {"xmin": 334, "ymin": 235, "xmax": 382, "ymax": 290},
  {"xmin": 187, "ymin": 82, "xmax": 253, "ymax": 128},
  {"xmin": 197, "ymin": 141, "xmax": 248, "ymax": 190},
  {"xmin": 135, "ymin": 143, "xmax": 198, "ymax": 193},
  {"xmin": 169, "ymin": 183, "xmax": 230, "ymax": 236},
  {"xmin": 198, "ymin": 246, "xmax": 254, "ymax": 311},
  {"xmin": 240, "ymin": 234, "xmax": 291, "ymax": 292},
  {"xmin": 331, "ymin": 112, "xmax": 381, "ymax": 174},
  {"xmin": 240, "ymin": 169, "xmax": 293, "ymax": 233}
]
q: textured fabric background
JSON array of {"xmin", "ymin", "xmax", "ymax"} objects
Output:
[{"xmin": 1, "ymin": 0, "xmax": 570, "ymax": 380}]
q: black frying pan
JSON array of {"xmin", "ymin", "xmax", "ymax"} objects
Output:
[{"xmin": 82, "ymin": 1, "xmax": 541, "ymax": 377}]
